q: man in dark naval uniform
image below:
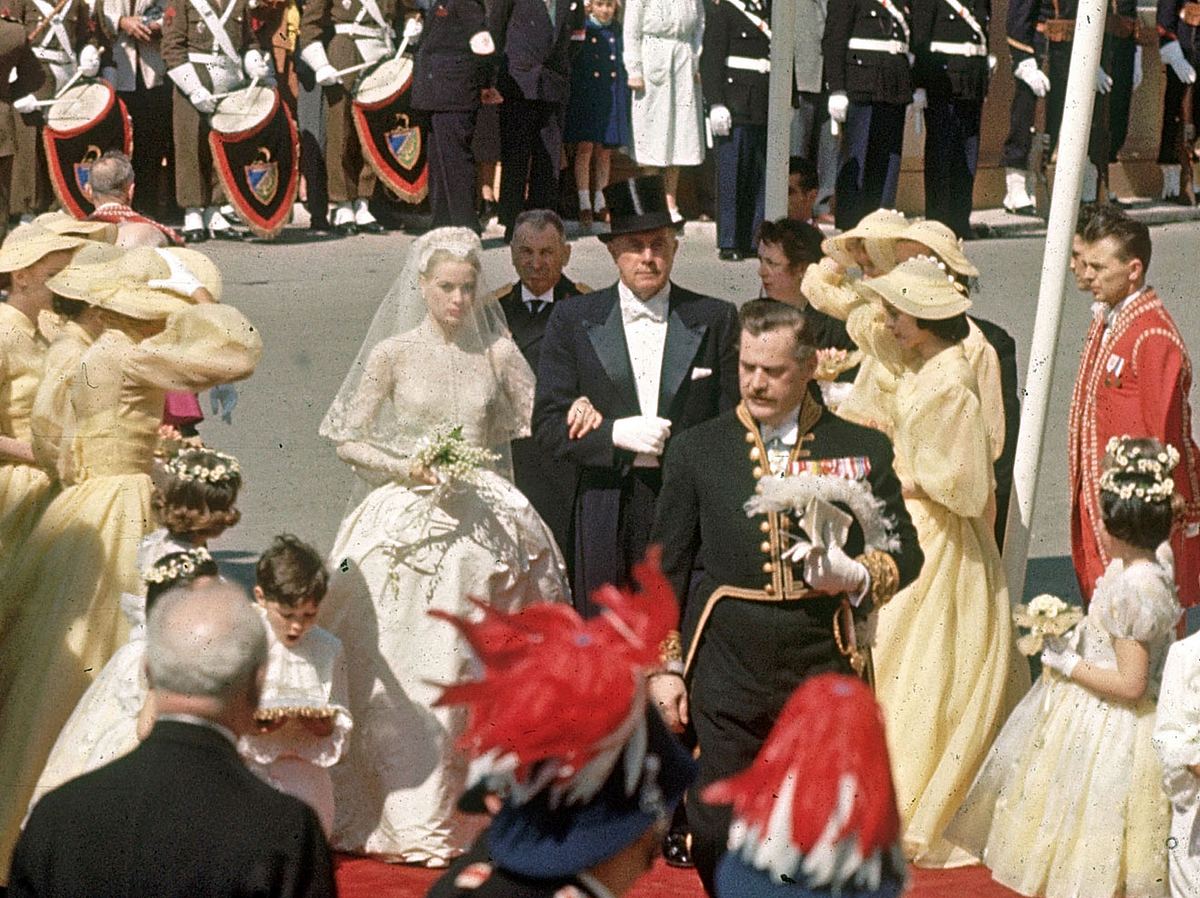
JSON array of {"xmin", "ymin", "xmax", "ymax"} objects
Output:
[
  {"xmin": 701, "ymin": 0, "xmax": 771, "ymax": 262},
  {"xmin": 495, "ymin": 209, "xmax": 591, "ymax": 563},
  {"xmin": 1156, "ymin": 0, "xmax": 1200, "ymax": 201},
  {"xmin": 823, "ymin": 0, "xmax": 915, "ymax": 230},
  {"xmin": 649, "ymin": 299, "xmax": 923, "ymax": 896},
  {"xmin": 532, "ymin": 175, "xmax": 739, "ymax": 615}
]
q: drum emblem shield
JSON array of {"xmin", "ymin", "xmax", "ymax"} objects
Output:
[
  {"xmin": 385, "ymin": 115, "xmax": 420, "ymax": 171},
  {"xmin": 245, "ymin": 149, "xmax": 280, "ymax": 205}
]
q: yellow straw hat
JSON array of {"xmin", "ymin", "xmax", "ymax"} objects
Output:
[
  {"xmin": 33, "ymin": 211, "xmax": 118, "ymax": 244},
  {"xmin": 821, "ymin": 209, "xmax": 909, "ymax": 269},
  {"xmin": 0, "ymin": 224, "xmax": 87, "ymax": 273},
  {"xmin": 859, "ymin": 255, "xmax": 972, "ymax": 320},
  {"xmin": 895, "ymin": 219, "xmax": 978, "ymax": 278},
  {"xmin": 45, "ymin": 246, "xmax": 193, "ymax": 320}
]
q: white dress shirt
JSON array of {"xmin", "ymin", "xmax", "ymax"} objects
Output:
[
  {"xmin": 103, "ymin": 0, "xmax": 166, "ymax": 92},
  {"xmin": 618, "ymin": 280, "xmax": 670, "ymax": 467},
  {"xmin": 760, "ymin": 407, "xmax": 802, "ymax": 476},
  {"xmin": 156, "ymin": 712, "xmax": 238, "ymax": 747},
  {"xmin": 521, "ymin": 284, "xmax": 554, "ymax": 314},
  {"xmin": 1094, "ymin": 285, "xmax": 1147, "ymax": 343}
]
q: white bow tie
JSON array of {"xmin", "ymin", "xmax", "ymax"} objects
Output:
[{"xmin": 622, "ymin": 299, "xmax": 667, "ymax": 325}]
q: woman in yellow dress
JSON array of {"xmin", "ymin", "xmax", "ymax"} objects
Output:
[
  {"xmin": 813, "ymin": 255, "xmax": 1029, "ymax": 867},
  {"xmin": 0, "ymin": 247, "xmax": 261, "ymax": 883}
]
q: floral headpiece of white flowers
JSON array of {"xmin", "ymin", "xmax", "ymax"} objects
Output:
[
  {"xmin": 144, "ymin": 546, "xmax": 213, "ymax": 585},
  {"xmin": 163, "ymin": 449, "xmax": 242, "ymax": 485},
  {"xmin": 1099, "ymin": 435, "xmax": 1180, "ymax": 503}
]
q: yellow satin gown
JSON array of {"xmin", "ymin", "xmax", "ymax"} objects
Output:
[{"xmin": 0, "ymin": 304, "xmax": 261, "ymax": 882}]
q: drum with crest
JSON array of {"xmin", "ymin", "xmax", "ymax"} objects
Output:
[
  {"xmin": 351, "ymin": 54, "xmax": 428, "ymax": 203},
  {"xmin": 208, "ymin": 83, "xmax": 300, "ymax": 239},
  {"xmin": 42, "ymin": 81, "xmax": 133, "ymax": 219}
]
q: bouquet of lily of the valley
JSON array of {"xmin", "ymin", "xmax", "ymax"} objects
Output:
[
  {"xmin": 1013, "ymin": 593, "xmax": 1083, "ymax": 656},
  {"xmin": 411, "ymin": 425, "xmax": 499, "ymax": 484}
]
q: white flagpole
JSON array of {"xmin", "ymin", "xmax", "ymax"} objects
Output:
[{"xmin": 764, "ymin": 3, "xmax": 795, "ymax": 221}]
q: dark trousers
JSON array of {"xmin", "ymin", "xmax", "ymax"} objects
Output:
[
  {"xmin": 713, "ymin": 124, "xmax": 766, "ymax": 252},
  {"xmin": 1089, "ymin": 36, "xmax": 1136, "ymax": 165},
  {"xmin": 427, "ymin": 109, "xmax": 479, "ymax": 229},
  {"xmin": 1158, "ymin": 45, "xmax": 1200, "ymax": 163},
  {"xmin": 1000, "ymin": 41, "xmax": 1069, "ymax": 168},
  {"xmin": 923, "ymin": 96, "xmax": 981, "ymax": 239},
  {"xmin": 121, "ymin": 79, "xmax": 175, "ymax": 218},
  {"xmin": 296, "ymin": 55, "xmax": 329, "ymax": 223},
  {"xmin": 834, "ymin": 101, "xmax": 905, "ymax": 231},
  {"xmin": 498, "ymin": 97, "xmax": 563, "ymax": 239}
]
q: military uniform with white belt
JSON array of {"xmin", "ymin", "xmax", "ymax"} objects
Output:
[
  {"xmin": 8, "ymin": 0, "xmax": 103, "ymax": 217},
  {"xmin": 911, "ymin": 0, "xmax": 990, "ymax": 238},
  {"xmin": 298, "ymin": 0, "xmax": 412, "ymax": 234},
  {"xmin": 162, "ymin": 0, "xmax": 271, "ymax": 238},
  {"xmin": 1158, "ymin": 0, "xmax": 1200, "ymax": 200},
  {"xmin": 822, "ymin": 0, "xmax": 914, "ymax": 230},
  {"xmin": 700, "ymin": 0, "xmax": 770, "ymax": 262}
]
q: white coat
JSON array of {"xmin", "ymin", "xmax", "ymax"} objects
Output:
[{"xmin": 1154, "ymin": 630, "xmax": 1200, "ymax": 897}]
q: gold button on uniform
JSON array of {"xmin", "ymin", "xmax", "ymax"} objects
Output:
[
  {"xmin": 760, "ymin": 541, "xmax": 771, "ymax": 553},
  {"xmin": 752, "ymin": 466, "xmax": 764, "ymax": 478},
  {"xmin": 762, "ymin": 562, "xmax": 773, "ymax": 574},
  {"xmin": 764, "ymin": 584, "xmax": 775, "ymax": 595},
  {"xmin": 744, "ymin": 432, "xmax": 756, "ymax": 444},
  {"xmin": 759, "ymin": 520, "xmax": 770, "ymax": 533},
  {"xmin": 749, "ymin": 447, "xmax": 760, "ymax": 461}
]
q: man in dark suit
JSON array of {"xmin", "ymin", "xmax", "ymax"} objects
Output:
[
  {"xmin": 488, "ymin": 0, "xmax": 586, "ymax": 241},
  {"xmin": 495, "ymin": 209, "xmax": 590, "ymax": 561},
  {"xmin": 8, "ymin": 581, "xmax": 335, "ymax": 898},
  {"xmin": 533, "ymin": 175, "xmax": 740, "ymax": 616},
  {"xmin": 648, "ymin": 299, "xmax": 923, "ymax": 895}
]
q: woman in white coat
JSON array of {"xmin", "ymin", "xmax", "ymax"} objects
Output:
[{"xmin": 623, "ymin": 0, "xmax": 705, "ymax": 220}]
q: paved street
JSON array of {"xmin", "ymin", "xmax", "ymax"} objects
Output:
[{"xmin": 192, "ymin": 218, "xmax": 1200, "ymax": 602}]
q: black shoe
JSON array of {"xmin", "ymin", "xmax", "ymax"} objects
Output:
[
  {"xmin": 358, "ymin": 220, "xmax": 386, "ymax": 234},
  {"xmin": 334, "ymin": 222, "xmax": 358, "ymax": 237},
  {"xmin": 309, "ymin": 217, "xmax": 332, "ymax": 232},
  {"xmin": 181, "ymin": 228, "xmax": 208, "ymax": 244},
  {"xmin": 718, "ymin": 248, "xmax": 744, "ymax": 262},
  {"xmin": 208, "ymin": 228, "xmax": 244, "ymax": 241},
  {"xmin": 1003, "ymin": 203, "xmax": 1038, "ymax": 217},
  {"xmin": 662, "ymin": 832, "xmax": 693, "ymax": 868},
  {"xmin": 1167, "ymin": 193, "xmax": 1196, "ymax": 207}
]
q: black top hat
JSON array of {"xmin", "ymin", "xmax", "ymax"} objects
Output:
[{"xmin": 599, "ymin": 175, "xmax": 679, "ymax": 241}]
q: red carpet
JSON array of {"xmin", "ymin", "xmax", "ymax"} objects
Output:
[{"xmin": 334, "ymin": 855, "xmax": 1026, "ymax": 897}]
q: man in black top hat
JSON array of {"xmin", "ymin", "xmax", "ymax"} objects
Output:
[{"xmin": 532, "ymin": 175, "xmax": 740, "ymax": 614}]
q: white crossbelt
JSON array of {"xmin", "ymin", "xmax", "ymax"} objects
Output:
[
  {"xmin": 334, "ymin": 22, "xmax": 387, "ymax": 37},
  {"xmin": 939, "ymin": 0, "xmax": 988, "ymax": 43},
  {"xmin": 848, "ymin": 37, "xmax": 909, "ymax": 54},
  {"xmin": 188, "ymin": 51, "xmax": 229, "ymax": 64},
  {"xmin": 725, "ymin": 55, "xmax": 770, "ymax": 72},
  {"xmin": 31, "ymin": 47, "xmax": 72, "ymax": 63},
  {"xmin": 929, "ymin": 39, "xmax": 988, "ymax": 55}
]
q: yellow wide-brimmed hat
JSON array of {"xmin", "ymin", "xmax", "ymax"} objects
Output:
[
  {"xmin": 821, "ymin": 209, "xmax": 910, "ymax": 269},
  {"xmin": 0, "ymin": 223, "xmax": 87, "ymax": 273},
  {"xmin": 34, "ymin": 211, "xmax": 118, "ymax": 244},
  {"xmin": 896, "ymin": 219, "xmax": 978, "ymax": 278},
  {"xmin": 860, "ymin": 256, "xmax": 972, "ymax": 320},
  {"xmin": 45, "ymin": 246, "xmax": 194, "ymax": 320}
]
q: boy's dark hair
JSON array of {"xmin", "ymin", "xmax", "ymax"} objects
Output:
[
  {"xmin": 755, "ymin": 217, "xmax": 824, "ymax": 270},
  {"xmin": 915, "ymin": 313, "xmax": 971, "ymax": 344},
  {"xmin": 256, "ymin": 534, "xmax": 329, "ymax": 607},
  {"xmin": 788, "ymin": 156, "xmax": 819, "ymax": 192}
]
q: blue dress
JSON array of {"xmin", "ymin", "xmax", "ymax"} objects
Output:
[{"xmin": 563, "ymin": 17, "xmax": 630, "ymax": 147}]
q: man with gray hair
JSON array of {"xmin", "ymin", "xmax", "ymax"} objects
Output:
[
  {"xmin": 85, "ymin": 150, "xmax": 185, "ymax": 248},
  {"xmin": 9, "ymin": 581, "xmax": 336, "ymax": 898}
]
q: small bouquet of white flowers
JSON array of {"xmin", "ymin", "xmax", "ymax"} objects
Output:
[
  {"xmin": 1013, "ymin": 593, "xmax": 1083, "ymax": 656},
  {"xmin": 411, "ymin": 425, "xmax": 499, "ymax": 485}
]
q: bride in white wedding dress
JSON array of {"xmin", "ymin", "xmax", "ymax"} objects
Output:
[{"xmin": 318, "ymin": 228, "xmax": 569, "ymax": 866}]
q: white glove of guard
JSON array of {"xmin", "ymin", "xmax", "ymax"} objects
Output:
[
  {"xmin": 243, "ymin": 48, "xmax": 272, "ymax": 80},
  {"xmin": 314, "ymin": 64, "xmax": 339, "ymax": 87},
  {"xmin": 1014, "ymin": 57, "xmax": 1051, "ymax": 98},
  {"xmin": 13, "ymin": 93, "xmax": 37, "ymax": 115},
  {"xmin": 1040, "ymin": 636, "xmax": 1081, "ymax": 678},
  {"xmin": 802, "ymin": 544, "xmax": 868, "ymax": 601},
  {"xmin": 827, "ymin": 90, "xmax": 849, "ymax": 123},
  {"xmin": 910, "ymin": 87, "xmax": 927, "ymax": 135},
  {"xmin": 708, "ymin": 104, "xmax": 732, "ymax": 137},
  {"xmin": 1132, "ymin": 45, "xmax": 1143, "ymax": 91},
  {"xmin": 189, "ymin": 88, "xmax": 217, "ymax": 113},
  {"xmin": 611, "ymin": 416, "xmax": 671, "ymax": 455},
  {"xmin": 78, "ymin": 44, "xmax": 101, "ymax": 78},
  {"xmin": 149, "ymin": 249, "xmax": 205, "ymax": 298},
  {"xmin": 1095, "ymin": 65, "xmax": 1113, "ymax": 94},
  {"xmin": 1161, "ymin": 40, "xmax": 1197, "ymax": 84},
  {"xmin": 403, "ymin": 16, "xmax": 423, "ymax": 41}
]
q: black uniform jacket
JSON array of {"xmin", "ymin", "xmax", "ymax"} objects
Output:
[
  {"xmin": 412, "ymin": 0, "xmax": 495, "ymax": 111},
  {"xmin": 912, "ymin": 0, "xmax": 990, "ymax": 99},
  {"xmin": 823, "ymin": 0, "xmax": 914, "ymax": 104},
  {"xmin": 488, "ymin": 0, "xmax": 586, "ymax": 103},
  {"xmin": 701, "ymin": 0, "xmax": 772, "ymax": 126}
]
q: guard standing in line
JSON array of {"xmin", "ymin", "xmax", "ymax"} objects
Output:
[
  {"xmin": 910, "ymin": 0, "xmax": 990, "ymax": 239},
  {"xmin": 298, "ymin": 0, "xmax": 415, "ymax": 235},
  {"xmin": 9, "ymin": 0, "xmax": 103, "ymax": 220},
  {"xmin": 1156, "ymin": 0, "xmax": 1200, "ymax": 201},
  {"xmin": 1086, "ymin": 0, "xmax": 1141, "ymax": 203},
  {"xmin": 998, "ymin": 0, "xmax": 1049, "ymax": 214},
  {"xmin": 823, "ymin": 0, "xmax": 914, "ymax": 231},
  {"xmin": 411, "ymin": 0, "xmax": 499, "ymax": 230},
  {"xmin": 0, "ymin": 19, "xmax": 37, "ymax": 238},
  {"xmin": 162, "ymin": 0, "xmax": 267, "ymax": 239},
  {"xmin": 701, "ymin": 0, "xmax": 771, "ymax": 262}
]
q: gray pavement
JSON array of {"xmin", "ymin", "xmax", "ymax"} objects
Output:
[{"xmin": 191, "ymin": 216, "xmax": 1200, "ymax": 602}]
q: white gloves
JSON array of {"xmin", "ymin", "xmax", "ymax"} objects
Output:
[
  {"xmin": 910, "ymin": 87, "xmax": 927, "ymax": 135},
  {"xmin": 827, "ymin": 90, "xmax": 849, "ymax": 124},
  {"xmin": 149, "ymin": 249, "xmax": 205, "ymax": 298},
  {"xmin": 708, "ymin": 104, "xmax": 732, "ymax": 137},
  {"xmin": 803, "ymin": 545, "xmax": 868, "ymax": 601},
  {"xmin": 611, "ymin": 416, "xmax": 671, "ymax": 456},
  {"xmin": 402, "ymin": 16, "xmax": 423, "ymax": 42},
  {"xmin": 189, "ymin": 88, "xmax": 216, "ymax": 113},
  {"xmin": 168, "ymin": 64, "xmax": 217, "ymax": 113},
  {"xmin": 1041, "ymin": 637, "xmax": 1081, "ymax": 678},
  {"xmin": 243, "ymin": 48, "xmax": 272, "ymax": 81},
  {"xmin": 78, "ymin": 44, "xmax": 101, "ymax": 78},
  {"xmin": 314, "ymin": 64, "xmax": 339, "ymax": 87},
  {"xmin": 1161, "ymin": 40, "xmax": 1197, "ymax": 84},
  {"xmin": 1095, "ymin": 65, "xmax": 1113, "ymax": 94},
  {"xmin": 300, "ymin": 42, "xmax": 340, "ymax": 86},
  {"xmin": 209, "ymin": 383, "xmax": 239, "ymax": 423},
  {"xmin": 1133, "ymin": 45, "xmax": 1143, "ymax": 91},
  {"xmin": 13, "ymin": 93, "xmax": 37, "ymax": 114},
  {"xmin": 1014, "ymin": 57, "xmax": 1051, "ymax": 98}
]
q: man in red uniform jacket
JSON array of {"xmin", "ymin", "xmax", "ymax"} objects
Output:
[{"xmin": 1070, "ymin": 208, "xmax": 1200, "ymax": 608}]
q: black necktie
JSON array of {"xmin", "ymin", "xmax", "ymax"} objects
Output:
[{"xmin": 528, "ymin": 300, "xmax": 547, "ymax": 315}]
